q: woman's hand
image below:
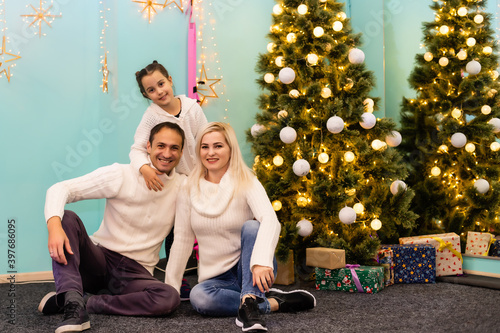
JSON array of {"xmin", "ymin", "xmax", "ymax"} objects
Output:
[
  {"xmin": 140, "ymin": 164, "xmax": 164, "ymax": 191},
  {"xmin": 252, "ymin": 265, "xmax": 275, "ymax": 293},
  {"xmin": 47, "ymin": 217, "xmax": 73, "ymax": 265}
]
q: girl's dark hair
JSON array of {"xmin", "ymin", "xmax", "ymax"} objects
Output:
[{"xmin": 135, "ymin": 60, "xmax": 170, "ymax": 99}]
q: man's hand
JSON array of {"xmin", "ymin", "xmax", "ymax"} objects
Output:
[
  {"xmin": 252, "ymin": 265, "xmax": 275, "ymax": 293},
  {"xmin": 47, "ymin": 216, "xmax": 73, "ymax": 265},
  {"xmin": 140, "ymin": 164, "xmax": 164, "ymax": 191}
]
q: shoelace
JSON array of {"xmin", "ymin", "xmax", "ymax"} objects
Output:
[{"xmin": 62, "ymin": 302, "xmax": 81, "ymax": 320}]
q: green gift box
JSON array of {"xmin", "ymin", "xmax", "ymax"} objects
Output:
[{"xmin": 315, "ymin": 265, "xmax": 384, "ymax": 293}]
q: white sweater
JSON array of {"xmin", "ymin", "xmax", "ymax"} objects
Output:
[
  {"xmin": 44, "ymin": 163, "xmax": 183, "ymax": 275},
  {"xmin": 130, "ymin": 95, "xmax": 207, "ymax": 175},
  {"xmin": 165, "ymin": 173, "xmax": 281, "ymax": 293}
]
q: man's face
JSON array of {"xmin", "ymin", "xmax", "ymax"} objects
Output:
[{"xmin": 147, "ymin": 127, "xmax": 183, "ymax": 175}]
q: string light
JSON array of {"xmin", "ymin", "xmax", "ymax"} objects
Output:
[
  {"xmin": 99, "ymin": 1, "xmax": 110, "ymax": 93},
  {"xmin": 0, "ymin": 0, "xmax": 21, "ymax": 82}
]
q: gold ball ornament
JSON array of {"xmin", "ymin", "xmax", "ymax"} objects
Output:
[
  {"xmin": 313, "ymin": 27, "xmax": 324, "ymax": 37},
  {"xmin": 490, "ymin": 142, "xmax": 500, "ymax": 151},
  {"xmin": 272, "ymin": 200, "xmax": 282, "ymax": 211},
  {"xmin": 370, "ymin": 219, "xmax": 382, "ymax": 231},
  {"xmin": 318, "ymin": 152, "xmax": 329, "ymax": 164},
  {"xmin": 424, "ymin": 52, "xmax": 433, "ymax": 62},
  {"xmin": 431, "ymin": 166, "xmax": 441, "ymax": 176},
  {"xmin": 273, "ymin": 155, "xmax": 284, "ymax": 166}
]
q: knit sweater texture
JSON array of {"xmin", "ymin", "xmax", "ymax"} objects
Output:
[
  {"xmin": 44, "ymin": 163, "xmax": 183, "ymax": 275},
  {"xmin": 130, "ymin": 95, "xmax": 207, "ymax": 175},
  {"xmin": 165, "ymin": 173, "xmax": 281, "ymax": 293}
]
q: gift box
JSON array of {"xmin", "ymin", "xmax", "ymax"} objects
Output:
[
  {"xmin": 489, "ymin": 238, "xmax": 500, "ymax": 257},
  {"xmin": 380, "ymin": 244, "xmax": 436, "ymax": 283},
  {"xmin": 376, "ymin": 249, "xmax": 394, "ymax": 286},
  {"xmin": 315, "ymin": 265, "xmax": 384, "ymax": 293},
  {"xmin": 306, "ymin": 247, "xmax": 345, "ymax": 270},
  {"xmin": 465, "ymin": 231, "xmax": 495, "ymax": 256},
  {"xmin": 400, "ymin": 233, "xmax": 462, "ymax": 277},
  {"xmin": 275, "ymin": 250, "xmax": 294, "ymax": 285}
]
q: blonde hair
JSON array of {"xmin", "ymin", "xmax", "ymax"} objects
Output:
[{"xmin": 188, "ymin": 122, "xmax": 254, "ymax": 195}]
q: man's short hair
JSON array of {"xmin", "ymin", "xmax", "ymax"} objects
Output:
[{"xmin": 149, "ymin": 122, "xmax": 185, "ymax": 150}]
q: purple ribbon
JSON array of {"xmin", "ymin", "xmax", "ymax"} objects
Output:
[{"xmin": 346, "ymin": 264, "xmax": 363, "ymax": 293}]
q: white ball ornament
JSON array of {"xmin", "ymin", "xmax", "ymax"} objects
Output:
[
  {"xmin": 424, "ymin": 52, "xmax": 433, "ymax": 62},
  {"xmin": 273, "ymin": 155, "xmax": 284, "ymax": 166},
  {"xmin": 339, "ymin": 207, "xmax": 356, "ymax": 224},
  {"xmin": 289, "ymin": 89, "xmax": 300, "ymax": 98},
  {"xmin": 491, "ymin": 142, "xmax": 500, "ymax": 151},
  {"xmin": 474, "ymin": 178, "xmax": 490, "ymax": 194},
  {"xmin": 313, "ymin": 27, "xmax": 324, "ymax": 38},
  {"xmin": 279, "ymin": 126, "xmax": 297, "ymax": 144},
  {"xmin": 360, "ymin": 112, "xmax": 376, "ymax": 129},
  {"xmin": 466, "ymin": 60, "xmax": 481, "ymax": 75},
  {"xmin": 451, "ymin": 132, "xmax": 467, "ymax": 148},
  {"xmin": 488, "ymin": 118, "xmax": 500, "ymax": 133},
  {"xmin": 327, "ymin": 116, "xmax": 344, "ymax": 133},
  {"xmin": 321, "ymin": 87, "xmax": 332, "ymax": 98},
  {"xmin": 474, "ymin": 14, "xmax": 484, "ymax": 24},
  {"xmin": 467, "ymin": 37, "xmax": 476, "ymax": 47},
  {"xmin": 251, "ymin": 124, "xmax": 266, "ymax": 137},
  {"xmin": 307, "ymin": 53, "xmax": 319, "ymax": 65},
  {"xmin": 264, "ymin": 73, "xmax": 275, "ymax": 83},
  {"xmin": 279, "ymin": 67, "xmax": 296, "ymax": 84},
  {"xmin": 297, "ymin": 4, "xmax": 308, "ymax": 15},
  {"xmin": 333, "ymin": 21, "xmax": 343, "ymax": 31},
  {"xmin": 458, "ymin": 7, "xmax": 468, "ymax": 16},
  {"xmin": 457, "ymin": 50, "xmax": 467, "ymax": 60},
  {"xmin": 390, "ymin": 180, "xmax": 407, "ymax": 195},
  {"xmin": 348, "ymin": 48, "xmax": 365, "ymax": 64},
  {"xmin": 293, "ymin": 159, "xmax": 311, "ymax": 176},
  {"xmin": 370, "ymin": 219, "xmax": 382, "ymax": 231},
  {"xmin": 386, "ymin": 131, "xmax": 402, "ymax": 147},
  {"xmin": 275, "ymin": 56, "xmax": 284, "ymax": 67},
  {"xmin": 297, "ymin": 219, "xmax": 313, "ymax": 237},
  {"xmin": 439, "ymin": 57, "xmax": 449, "ymax": 67}
]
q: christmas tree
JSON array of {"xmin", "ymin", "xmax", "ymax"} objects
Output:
[
  {"xmin": 247, "ymin": 0, "xmax": 418, "ymax": 267},
  {"xmin": 399, "ymin": 0, "xmax": 500, "ymax": 240}
]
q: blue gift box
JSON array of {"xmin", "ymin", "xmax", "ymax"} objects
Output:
[
  {"xmin": 489, "ymin": 240, "xmax": 500, "ymax": 257},
  {"xmin": 380, "ymin": 244, "xmax": 436, "ymax": 284}
]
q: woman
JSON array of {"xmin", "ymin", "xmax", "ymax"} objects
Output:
[{"xmin": 165, "ymin": 122, "xmax": 316, "ymax": 332}]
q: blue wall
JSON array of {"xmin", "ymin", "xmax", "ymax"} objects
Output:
[{"xmin": 0, "ymin": 0, "xmax": 498, "ymax": 275}]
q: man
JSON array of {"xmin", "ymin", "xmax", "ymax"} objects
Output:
[{"xmin": 39, "ymin": 122, "xmax": 185, "ymax": 333}]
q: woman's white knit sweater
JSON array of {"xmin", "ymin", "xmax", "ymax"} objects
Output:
[
  {"xmin": 129, "ymin": 95, "xmax": 207, "ymax": 175},
  {"xmin": 165, "ymin": 173, "xmax": 281, "ymax": 293}
]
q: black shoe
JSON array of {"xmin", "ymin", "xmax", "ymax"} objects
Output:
[
  {"xmin": 235, "ymin": 297, "xmax": 267, "ymax": 332},
  {"xmin": 38, "ymin": 292, "xmax": 64, "ymax": 315},
  {"xmin": 266, "ymin": 288, "xmax": 316, "ymax": 313},
  {"xmin": 55, "ymin": 298, "xmax": 90, "ymax": 333},
  {"xmin": 180, "ymin": 278, "xmax": 191, "ymax": 301}
]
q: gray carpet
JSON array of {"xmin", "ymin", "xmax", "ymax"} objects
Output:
[{"xmin": 1, "ymin": 274, "xmax": 500, "ymax": 333}]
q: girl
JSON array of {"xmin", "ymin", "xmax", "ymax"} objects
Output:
[
  {"xmin": 132, "ymin": 60, "xmax": 207, "ymax": 190},
  {"xmin": 165, "ymin": 122, "xmax": 316, "ymax": 332}
]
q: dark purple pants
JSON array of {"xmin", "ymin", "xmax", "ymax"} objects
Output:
[{"xmin": 52, "ymin": 210, "xmax": 180, "ymax": 316}]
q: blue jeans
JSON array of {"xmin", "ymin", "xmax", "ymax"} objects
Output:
[{"xmin": 189, "ymin": 220, "xmax": 278, "ymax": 317}]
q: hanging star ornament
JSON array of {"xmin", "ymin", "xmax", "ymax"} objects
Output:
[
  {"xmin": 163, "ymin": 0, "xmax": 183, "ymax": 13},
  {"xmin": 196, "ymin": 64, "xmax": 221, "ymax": 106},
  {"xmin": 132, "ymin": 0, "xmax": 165, "ymax": 23},
  {"xmin": 20, "ymin": 0, "xmax": 62, "ymax": 38},
  {"xmin": 0, "ymin": 36, "xmax": 22, "ymax": 82}
]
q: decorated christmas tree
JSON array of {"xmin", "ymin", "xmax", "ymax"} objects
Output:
[
  {"xmin": 399, "ymin": 0, "xmax": 500, "ymax": 240},
  {"xmin": 247, "ymin": 0, "xmax": 418, "ymax": 267}
]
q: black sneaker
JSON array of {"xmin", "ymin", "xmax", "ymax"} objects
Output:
[
  {"xmin": 266, "ymin": 288, "xmax": 316, "ymax": 313},
  {"xmin": 235, "ymin": 297, "xmax": 267, "ymax": 332},
  {"xmin": 55, "ymin": 300, "xmax": 90, "ymax": 333},
  {"xmin": 180, "ymin": 278, "xmax": 191, "ymax": 301},
  {"xmin": 38, "ymin": 292, "xmax": 64, "ymax": 315}
]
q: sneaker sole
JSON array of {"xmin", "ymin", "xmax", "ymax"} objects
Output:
[
  {"xmin": 268, "ymin": 288, "xmax": 317, "ymax": 308},
  {"xmin": 38, "ymin": 291, "xmax": 57, "ymax": 314},
  {"xmin": 235, "ymin": 318, "xmax": 267, "ymax": 332},
  {"xmin": 55, "ymin": 321, "xmax": 90, "ymax": 333}
]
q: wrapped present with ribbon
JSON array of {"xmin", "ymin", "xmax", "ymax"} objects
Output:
[
  {"xmin": 315, "ymin": 265, "xmax": 384, "ymax": 293},
  {"xmin": 380, "ymin": 244, "xmax": 436, "ymax": 283},
  {"xmin": 376, "ymin": 248, "xmax": 395, "ymax": 286},
  {"xmin": 399, "ymin": 233, "xmax": 462, "ymax": 277},
  {"xmin": 465, "ymin": 231, "xmax": 495, "ymax": 256},
  {"xmin": 489, "ymin": 237, "xmax": 500, "ymax": 257}
]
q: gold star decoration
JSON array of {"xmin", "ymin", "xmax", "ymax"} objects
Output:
[
  {"xmin": 132, "ymin": 0, "xmax": 165, "ymax": 24},
  {"xmin": 196, "ymin": 64, "xmax": 221, "ymax": 106},
  {"xmin": 101, "ymin": 53, "xmax": 109, "ymax": 93},
  {"xmin": 0, "ymin": 36, "xmax": 22, "ymax": 82},
  {"xmin": 163, "ymin": 0, "xmax": 183, "ymax": 13},
  {"xmin": 20, "ymin": 0, "xmax": 62, "ymax": 38}
]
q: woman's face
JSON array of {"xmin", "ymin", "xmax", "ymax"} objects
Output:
[{"xmin": 200, "ymin": 131, "xmax": 231, "ymax": 178}]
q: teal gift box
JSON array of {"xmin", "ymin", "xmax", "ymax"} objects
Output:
[{"xmin": 315, "ymin": 265, "xmax": 384, "ymax": 293}]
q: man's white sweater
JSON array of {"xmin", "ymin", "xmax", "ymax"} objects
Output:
[
  {"xmin": 165, "ymin": 173, "xmax": 281, "ymax": 293},
  {"xmin": 44, "ymin": 163, "xmax": 183, "ymax": 275}
]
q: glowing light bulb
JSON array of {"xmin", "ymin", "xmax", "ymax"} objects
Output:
[
  {"xmin": 307, "ymin": 53, "xmax": 319, "ymax": 65},
  {"xmin": 458, "ymin": 7, "xmax": 467, "ymax": 16},
  {"xmin": 451, "ymin": 108, "xmax": 462, "ymax": 119},
  {"xmin": 275, "ymin": 56, "xmax": 284, "ymax": 67},
  {"xmin": 474, "ymin": 14, "xmax": 484, "ymax": 24},
  {"xmin": 272, "ymin": 200, "xmax": 282, "ymax": 211},
  {"xmin": 467, "ymin": 37, "xmax": 476, "ymax": 46},
  {"xmin": 344, "ymin": 151, "xmax": 355, "ymax": 162},
  {"xmin": 297, "ymin": 4, "xmax": 307, "ymax": 15},
  {"xmin": 439, "ymin": 25, "xmax": 449, "ymax": 34},
  {"xmin": 370, "ymin": 219, "xmax": 382, "ymax": 231},
  {"xmin": 481, "ymin": 105, "xmax": 491, "ymax": 115},
  {"xmin": 273, "ymin": 155, "xmax": 284, "ymax": 166},
  {"xmin": 490, "ymin": 142, "xmax": 500, "ymax": 151},
  {"xmin": 483, "ymin": 46, "xmax": 493, "ymax": 55},
  {"xmin": 424, "ymin": 52, "xmax": 433, "ymax": 61},
  {"xmin": 371, "ymin": 139, "xmax": 387, "ymax": 151},
  {"xmin": 264, "ymin": 73, "xmax": 275, "ymax": 83},
  {"xmin": 353, "ymin": 203, "xmax": 364, "ymax": 214},
  {"xmin": 273, "ymin": 4, "xmax": 283, "ymax": 15},
  {"xmin": 438, "ymin": 145, "xmax": 448, "ymax": 153},
  {"xmin": 313, "ymin": 26, "xmax": 324, "ymax": 37},
  {"xmin": 297, "ymin": 196, "xmax": 308, "ymax": 207},
  {"xmin": 321, "ymin": 87, "xmax": 332, "ymax": 98},
  {"xmin": 286, "ymin": 33, "xmax": 297, "ymax": 43},
  {"xmin": 457, "ymin": 50, "xmax": 467, "ymax": 60},
  {"xmin": 318, "ymin": 152, "xmax": 329, "ymax": 164},
  {"xmin": 431, "ymin": 166, "xmax": 441, "ymax": 176},
  {"xmin": 465, "ymin": 143, "xmax": 476, "ymax": 153},
  {"xmin": 333, "ymin": 21, "xmax": 343, "ymax": 31},
  {"xmin": 439, "ymin": 57, "xmax": 449, "ymax": 66}
]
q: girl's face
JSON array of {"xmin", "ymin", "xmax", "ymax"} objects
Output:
[
  {"xmin": 141, "ymin": 70, "xmax": 174, "ymax": 109},
  {"xmin": 200, "ymin": 131, "xmax": 231, "ymax": 179}
]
